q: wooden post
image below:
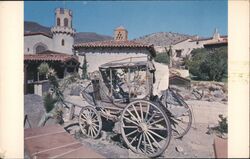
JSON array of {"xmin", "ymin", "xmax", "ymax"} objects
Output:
[
  {"xmin": 24, "ymin": 64, "xmax": 28, "ymax": 94},
  {"xmin": 69, "ymin": 104, "xmax": 75, "ymax": 120}
]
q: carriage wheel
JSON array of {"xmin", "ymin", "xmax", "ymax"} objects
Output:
[
  {"xmin": 79, "ymin": 106, "xmax": 102, "ymax": 139},
  {"xmin": 167, "ymin": 93, "xmax": 192, "ymax": 139},
  {"xmin": 121, "ymin": 100, "xmax": 171, "ymax": 157}
]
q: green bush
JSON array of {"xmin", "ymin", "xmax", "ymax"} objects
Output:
[
  {"xmin": 43, "ymin": 93, "xmax": 57, "ymax": 113},
  {"xmin": 217, "ymin": 114, "xmax": 228, "ymax": 134},
  {"xmin": 187, "ymin": 46, "xmax": 227, "ymax": 81},
  {"xmin": 154, "ymin": 52, "xmax": 170, "ymax": 64}
]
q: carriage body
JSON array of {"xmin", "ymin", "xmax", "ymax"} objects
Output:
[{"xmin": 78, "ymin": 56, "xmax": 192, "ymax": 157}]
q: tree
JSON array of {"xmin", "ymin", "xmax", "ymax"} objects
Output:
[
  {"xmin": 187, "ymin": 46, "xmax": 227, "ymax": 81},
  {"xmin": 154, "ymin": 51, "xmax": 170, "ymax": 65},
  {"xmin": 82, "ymin": 53, "xmax": 88, "ymax": 79}
]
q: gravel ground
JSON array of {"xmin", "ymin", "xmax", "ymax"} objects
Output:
[
  {"xmin": 24, "ymin": 93, "xmax": 227, "ymax": 158},
  {"xmin": 63, "ymin": 97, "xmax": 227, "ymax": 158}
]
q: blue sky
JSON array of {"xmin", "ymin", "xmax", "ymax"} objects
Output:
[{"xmin": 24, "ymin": 1, "xmax": 228, "ymax": 39}]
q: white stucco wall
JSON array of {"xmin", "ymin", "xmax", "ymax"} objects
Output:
[
  {"xmin": 172, "ymin": 39, "xmax": 203, "ymax": 59},
  {"xmin": 52, "ymin": 33, "xmax": 74, "ymax": 54},
  {"xmin": 24, "ymin": 35, "xmax": 53, "ymax": 54},
  {"xmin": 78, "ymin": 53, "xmax": 148, "ymax": 74},
  {"xmin": 76, "ymin": 48, "xmax": 169, "ymax": 96}
]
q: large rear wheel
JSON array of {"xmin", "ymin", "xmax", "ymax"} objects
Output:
[
  {"xmin": 121, "ymin": 100, "xmax": 171, "ymax": 157},
  {"xmin": 161, "ymin": 89, "xmax": 192, "ymax": 139}
]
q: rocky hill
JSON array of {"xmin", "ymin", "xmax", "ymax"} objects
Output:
[
  {"xmin": 134, "ymin": 32, "xmax": 192, "ymax": 47},
  {"xmin": 24, "ymin": 21, "xmax": 51, "ymax": 34},
  {"xmin": 24, "ymin": 21, "xmax": 113, "ymax": 43}
]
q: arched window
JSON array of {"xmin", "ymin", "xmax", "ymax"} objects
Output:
[
  {"xmin": 64, "ymin": 18, "xmax": 68, "ymax": 27},
  {"xmin": 57, "ymin": 18, "xmax": 60, "ymax": 26},
  {"xmin": 61, "ymin": 39, "xmax": 65, "ymax": 46},
  {"xmin": 36, "ymin": 45, "xmax": 46, "ymax": 53}
]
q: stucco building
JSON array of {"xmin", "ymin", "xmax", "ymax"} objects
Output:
[
  {"xmin": 73, "ymin": 26, "xmax": 156, "ymax": 73},
  {"xmin": 24, "ymin": 8, "xmax": 75, "ymax": 55},
  {"xmin": 171, "ymin": 29, "xmax": 228, "ymax": 68}
]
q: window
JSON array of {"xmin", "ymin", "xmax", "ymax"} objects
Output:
[
  {"xmin": 176, "ymin": 50, "xmax": 182, "ymax": 57},
  {"xmin": 64, "ymin": 18, "xmax": 68, "ymax": 27},
  {"xmin": 116, "ymin": 32, "xmax": 123, "ymax": 40},
  {"xmin": 36, "ymin": 45, "xmax": 46, "ymax": 53},
  {"xmin": 60, "ymin": 8, "xmax": 64, "ymax": 14},
  {"xmin": 61, "ymin": 39, "xmax": 65, "ymax": 46},
  {"xmin": 57, "ymin": 18, "xmax": 60, "ymax": 26}
]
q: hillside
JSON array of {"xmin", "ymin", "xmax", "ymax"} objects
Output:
[
  {"xmin": 24, "ymin": 21, "xmax": 113, "ymax": 43},
  {"xmin": 134, "ymin": 32, "xmax": 192, "ymax": 47},
  {"xmin": 24, "ymin": 21, "xmax": 51, "ymax": 34}
]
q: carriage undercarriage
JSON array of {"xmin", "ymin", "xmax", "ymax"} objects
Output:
[{"xmin": 74, "ymin": 57, "xmax": 192, "ymax": 157}]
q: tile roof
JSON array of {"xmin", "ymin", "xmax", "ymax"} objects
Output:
[
  {"xmin": 24, "ymin": 32, "xmax": 52, "ymax": 39},
  {"xmin": 24, "ymin": 50, "xmax": 79, "ymax": 63},
  {"xmin": 73, "ymin": 40, "xmax": 156, "ymax": 56},
  {"xmin": 74, "ymin": 40, "xmax": 152, "ymax": 48},
  {"xmin": 203, "ymin": 39, "xmax": 228, "ymax": 46},
  {"xmin": 172, "ymin": 38, "xmax": 191, "ymax": 45}
]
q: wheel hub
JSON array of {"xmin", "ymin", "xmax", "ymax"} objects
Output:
[
  {"xmin": 86, "ymin": 118, "xmax": 92, "ymax": 125},
  {"xmin": 138, "ymin": 122, "xmax": 148, "ymax": 132}
]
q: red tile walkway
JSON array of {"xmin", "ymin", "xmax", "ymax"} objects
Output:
[{"xmin": 24, "ymin": 124, "xmax": 105, "ymax": 158}]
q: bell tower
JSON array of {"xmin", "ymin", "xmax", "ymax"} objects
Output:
[
  {"xmin": 51, "ymin": 8, "xmax": 76, "ymax": 54},
  {"xmin": 114, "ymin": 26, "xmax": 128, "ymax": 41},
  {"xmin": 213, "ymin": 28, "xmax": 220, "ymax": 41}
]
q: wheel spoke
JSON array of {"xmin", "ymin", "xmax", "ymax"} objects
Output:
[
  {"xmin": 79, "ymin": 118, "xmax": 86, "ymax": 123},
  {"xmin": 175, "ymin": 123, "xmax": 186, "ymax": 131},
  {"xmin": 87, "ymin": 127, "xmax": 91, "ymax": 136},
  {"xmin": 146, "ymin": 132, "xmax": 161, "ymax": 149},
  {"xmin": 125, "ymin": 129, "xmax": 138, "ymax": 137},
  {"xmin": 137, "ymin": 134, "xmax": 142, "ymax": 150},
  {"xmin": 92, "ymin": 123, "xmax": 100, "ymax": 128},
  {"xmin": 148, "ymin": 129, "xmax": 166, "ymax": 140},
  {"xmin": 149, "ymin": 127, "xmax": 168, "ymax": 131},
  {"xmin": 127, "ymin": 109, "xmax": 140, "ymax": 123},
  {"xmin": 139, "ymin": 102, "xmax": 144, "ymax": 121},
  {"xmin": 146, "ymin": 111, "xmax": 157, "ymax": 124},
  {"xmin": 92, "ymin": 125, "xmax": 98, "ymax": 133},
  {"xmin": 132, "ymin": 104, "xmax": 141, "ymax": 122},
  {"xmin": 129, "ymin": 133, "xmax": 139, "ymax": 145},
  {"xmin": 145, "ymin": 132, "xmax": 154, "ymax": 153},
  {"xmin": 80, "ymin": 114, "xmax": 88, "ymax": 120},
  {"xmin": 91, "ymin": 126, "xmax": 97, "ymax": 137},
  {"xmin": 123, "ymin": 116, "xmax": 139, "ymax": 126},
  {"xmin": 90, "ymin": 126, "xmax": 93, "ymax": 137},
  {"xmin": 148, "ymin": 118, "xmax": 165, "ymax": 126},
  {"xmin": 144, "ymin": 103, "xmax": 150, "ymax": 121},
  {"xmin": 123, "ymin": 125, "xmax": 138, "ymax": 129},
  {"xmin": 143, "ymin": 133, "xmax": 146, "ymax": 154}
]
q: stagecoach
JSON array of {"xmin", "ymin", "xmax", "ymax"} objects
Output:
[{"xmin": 77, "ymin": 56, "xmax": 192, "ymax": 157}]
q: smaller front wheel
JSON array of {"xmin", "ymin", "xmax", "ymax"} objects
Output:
[{"xmin": 79, "ymin": 106, "xmax": 102, "ymax": 139}]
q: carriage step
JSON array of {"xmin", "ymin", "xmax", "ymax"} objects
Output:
[{"xmin": 25, "ymin": 124, "xmax": 105, "ymax": 158}]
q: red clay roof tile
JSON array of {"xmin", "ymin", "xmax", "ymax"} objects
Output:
[{"xmin": 24, "ymin": 50, "xmax": 79, "ymax": 63}]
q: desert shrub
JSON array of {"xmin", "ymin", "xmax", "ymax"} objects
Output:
[
  {"xmin": 217, "ymin": 114, "xmax": 228, "ymax": 134},
  {"xmin": 187, "ymin": 46, "xmax": 227, "ymax": 81},
  {"xmin": 154, "ymin": 52, "xmax": 170, "ymax": 64},
  {"xmin": 43, "ymin": 93, "xmax": 57, "ymax": 113}
]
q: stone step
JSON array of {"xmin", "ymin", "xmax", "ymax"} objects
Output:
[{"xmin": 25, "ymin": 124, "xmax": 105, "ymax": 158}]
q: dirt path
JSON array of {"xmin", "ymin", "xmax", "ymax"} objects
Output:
[{"xmin": 64, "ymin": 98, "xmax": 227, "ymax": 158}]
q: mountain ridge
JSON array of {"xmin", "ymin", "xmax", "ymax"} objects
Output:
[{"xmin": 24, "ymin": 21, "xmax": 194, "ymax": 47}]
